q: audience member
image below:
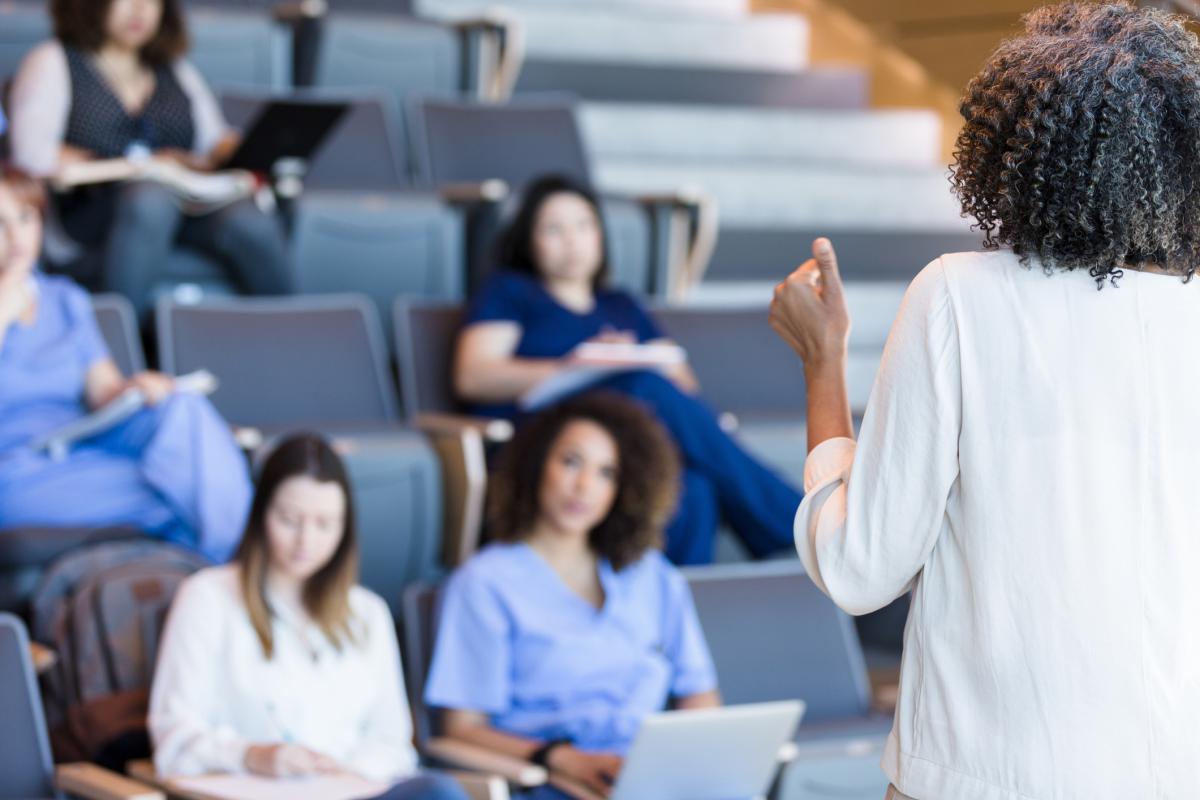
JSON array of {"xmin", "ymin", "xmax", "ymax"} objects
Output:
[
  {"xmin": 0, "ymin": 164, "xmax": 249, "ymax": 562},
  {"xmin": 149, "ymin": 433, "xmax": 466, "ymax": 800},
  {"xmin": 426, "ymin": 394, "xmax": 720, "ymax": 800},
  {"xmin": 455, "ymin": 174, "xmax": 801, "ymax": 564},
  {"xmin": 7, "ymin": 0, "xmax": 291, "ymax": 316},
  {"xmin": 771, "ymin": 4, "xmax": 1200, "ymax": 799}
]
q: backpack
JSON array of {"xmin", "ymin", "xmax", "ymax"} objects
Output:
[{"xmin": 29, "ymin": 539, "xmax": 210, "ymax": 767}]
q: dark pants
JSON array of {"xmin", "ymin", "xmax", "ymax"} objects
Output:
[
  {"xmin": 102, "ymin": 181, "xmax": 292, "ymax": 317},
  {"xmin": 367, "ymin": 773, "xmax": 470, "ymax": 800},
  {"xmin": 597, "ymin": 371, "xmax": 803, "ymax": 565}
]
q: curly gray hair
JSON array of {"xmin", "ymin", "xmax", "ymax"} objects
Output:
[{"xmin": 951, "ymin": 2, "xmax": 1200, "ymax": 285}]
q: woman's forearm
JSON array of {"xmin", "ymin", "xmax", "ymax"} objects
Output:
[
  {"xmin": 805, "ymin": 358, "xmax": 854, "ymax": 453},
  {"xmin": 455, "ymin": 357, "xmax": 565, "ymax": 403},
  {"xmin": 443, "ymin": 716, "xmax": 543, "ymax": 762}
]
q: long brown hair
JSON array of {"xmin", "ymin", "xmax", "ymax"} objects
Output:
[
  {"xmin": 235, "ymin": 433, "xmax": 360, "ymax": 659},
  {"xmin": 0, "ymin": 163, "xmax": 48, "ymax": 216}
]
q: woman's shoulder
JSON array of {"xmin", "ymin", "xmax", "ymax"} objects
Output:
[
  {"xmin": 348, "ymin": 583, "xmax": 393, "ymax": 625},
  {"xmin": 448, "ymin": 542, "xmax": 533, "ymax": 592},
  {"xmin": 169, "ymin": 564, "xmax": 243, "ymax": 621},
  {"xmin": 613, "ymin": 549, "xmax": 684, "ymax": 590},
  {"xmin": 36, "ymin": 273, "xmax": 92, "ymax": 316},
  {"xmin": 17, "ymin": 40, "xmax": 68, "ymax": 78}
]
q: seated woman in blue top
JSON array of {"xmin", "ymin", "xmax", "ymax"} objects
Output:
[
  {"xmin": 425, "ymin": 393, "xmax": 720, "ymax": 800},
  {"xmin": 454, "ymin": 174, "xmax": 802, "ymax": 564},
  {"xmin": 0, "ymin": 165, "xmax": 250, "ymax": 561}
]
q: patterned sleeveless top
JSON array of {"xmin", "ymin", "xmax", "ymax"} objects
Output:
[{"xmin": 63, "ymin": 47, "xmax": 195, "ymax": 158}]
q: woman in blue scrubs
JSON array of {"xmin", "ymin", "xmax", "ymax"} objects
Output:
[
  {"xmin": 0, "ymin": 165, "xmax": 250, "ymax": 561},
  {"xmin": 425, "ymin": 393, "xmax": 720, "ymax": 799},
  {"xmin": 454, "ymin": 174, "xmax": 802, "ymax": 565}
]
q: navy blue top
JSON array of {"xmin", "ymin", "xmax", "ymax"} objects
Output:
[{"xmin": 463, "ymin": 270, "xmax": 663, "ymax": 418}]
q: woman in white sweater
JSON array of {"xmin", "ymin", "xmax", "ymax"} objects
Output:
[
  {"xmin": 771, "ymin": 4, "xmax": 1200, "ymax": 799},
  {"xmin": 149, "ymin": 433, "xmax": 465, "ymax": 800}
]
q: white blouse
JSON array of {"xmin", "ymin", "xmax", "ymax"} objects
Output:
[
  {"xmin": 148, "ymin": 565, "xmax": 419, "ymax": 783},
  {"xmin": 796, "ymin": 250, "xmax": 1200, "ymax": 800},
  {"xmin": 8, "ymin": 41, "xmax": 229, "ymax": 177}
]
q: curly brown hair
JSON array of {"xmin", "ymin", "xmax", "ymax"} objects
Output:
[
  {"xmin": 51, "ymin": 0, "xmax": 189, "ymax": 67},
  {"xmin": 951, "ymin": 2, "xmax": 1200, "ymax": 286},
  {"xmin": 487, "ymin": 392, "xmax": 681, "ymax": 570}
]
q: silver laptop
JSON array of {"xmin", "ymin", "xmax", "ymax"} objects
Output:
[{"xmin": 609, "ymin": 700, "xmax": 806, "ymax": 800}]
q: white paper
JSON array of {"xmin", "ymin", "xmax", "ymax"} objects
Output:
[
  {"xmin": 169, "ymin": 773, "xmax": 389, "ymax": 800},
  {"xmin": 518, "ymin": 342, "xmax": 687, "ymax": 411}
]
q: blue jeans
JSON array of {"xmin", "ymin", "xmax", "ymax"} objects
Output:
[
  {"xmin": 103, "ymin": 181, "xmax": 292, "ymax": 317},
  {"xmin": 368, "ymin": 773, "xmax": 470, "ymax": 800},
  {"xmin": 597, "ymin": 371, "xmax": 803, "ymax": 565}
]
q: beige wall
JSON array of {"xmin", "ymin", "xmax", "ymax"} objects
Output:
[{"xmin": 754, "ymin": 0, "xmax": 1045, "ymax": 163}]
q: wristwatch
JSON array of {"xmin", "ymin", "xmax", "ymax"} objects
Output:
[{"xmin": 530, "ymin": 738, "xmax": 573, "ymax": 768}]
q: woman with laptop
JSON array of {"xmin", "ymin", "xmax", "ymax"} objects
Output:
[
  {"xmin": 425, "ymin": 394, "xmax": 721, "ymax": 799},
  {"xmin": 454, "ymin": 174, "xmax": 802, "ymax": 565},
  {"xmin": 7, "ymin": 0, "xmax": 291, "ymax": 317},
  {"xmin": 150, "ymin": 434, "xmax": 467, "ymax": 799},
  {"xmin": 771, "ymin": 4, "xmax": 1200, "ymax": 798}
]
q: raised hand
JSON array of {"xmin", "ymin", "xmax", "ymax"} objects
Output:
[{"xmin": 769, "ymin": 237, "xmax": 852, "ymax": 372}]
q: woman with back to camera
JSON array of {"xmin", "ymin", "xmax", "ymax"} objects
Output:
[
  {"xmin": 8, "ymin": 0, "xmax": 291, "ymax": 317},
  {"xmin": 150, "ymin": 433, "xmax": 467, "ymax": 799},
  {"xmin": 425, "ymin": 393, "xmax": 720, "ymax": 799},
  {"xmin": 0, "ymin": 164, "xmax": 249, "ymax": 562},
  {"xmin": 770, "ymin": 4, "xmax": 1200, "ymax": 798},
  {"xmin": 455, "ymin": 173, "xmax": 802, "ymax": 565}
]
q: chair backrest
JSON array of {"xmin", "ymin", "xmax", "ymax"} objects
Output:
[
  {"xmin": 683, "ymin": 562, "xmax": 872, "ymax": 723},
  {"xmin": 219, "ymin": 90, "xmax": 409, "ymax": 192},
  {"xmin": 0, "ymin": 3, "xmax": 49, "ymax": 86},
  {"xmin": 0, "ymin": 613, "xmax": 57, "ymax": 800},
  {"xmin": 654, "ymin": 306, "xmax": 806, "ymax": 418},
  {"xmin": 186, "ymin": 8, "xmax": 291, "ymax": 90},
  {"xmin": 393, "ymin": 300, "xmax": 462, "ymax": 418},
  {"xmin": 313, "ymin": 14, "xmax": 462, "ymax": 181},
  {"xmin": 412, "ymin": 96, "xmax": 592, "ymax": 192},
  {"xmin": 91, "ymin": 294, "xmax": 145, "ymax": 377},
  {"xmin": 290, "ymin": 191, "xmax": 464, "ymax": 335},
  {"xmin": 156, "ymin": 294, "xmax": 400, "ymax": 427},
  {"xmin": 401, "ymin": 582, "xmax": 440, "ymax": 747}
]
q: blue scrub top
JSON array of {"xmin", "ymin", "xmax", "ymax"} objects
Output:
[
  {"xmin": 462, "ymin": 270, "xmax": 665, "ymax": 419},
  {"xmin": 0, "ymin": 273, "xmax": 110, "ymax": 452},
  {"xmin": 425, "ymin": 542, "xmax": 718, "ymax": 754}
]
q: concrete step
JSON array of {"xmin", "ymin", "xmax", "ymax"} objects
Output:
[
  {"xmin": 414, "ymin": 0, "xmax": 809, "ymax": 71},
  {"xmin": 581, "ymin": 103, "xmax": 942, "ymax": 169},
  {"xmin": 704, "ymin": 227, "xmax": 984, "ymax": 284},
  {"xmin": 516, "ymin": 61, "xmax": 868, "ymax": 109},
  {"xmin": 594, "ymin": 162, "xmax": 967, "ymax": 230}
]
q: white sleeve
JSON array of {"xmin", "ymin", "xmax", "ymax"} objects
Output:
[
  {"xmin": 172, "ymin": 59, "xmax": 230, "ymax": 158},
  {"xmin": 148, "ymin": 574, "xmax": 251, "ymax": 777},
  {"xmin": 9, "ymin": 41, "xmax": 71, "ymax": 177},
  {"xmin": 795, "ymin": 258, "xmax": 962, "ymax": 615},
  {"xmin": 342, "ymin": 595, "xmax": 420, "ymax": 783}
]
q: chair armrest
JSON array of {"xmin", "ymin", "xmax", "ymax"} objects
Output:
[
  {"xmin": 448, "ymin": 11, "xmax": 525, "ymax": 100},
  {"xmin": 424, "ymin": 737, "xmax": 547, "ymax": 788},
  {"xmin": 415, "ymin": 416, "xmax": 491, "ymax": 568},
  {"xmin": 272, "ymin": 0, "xmax": 326, "ymax": 22},
  {"xmin": 439, "ymin": 180, "xmax": 511, "ymax": 205},
  {"xmin": 416, "ymin": 412, "xmax": 513, "ymax": 444},
  {"xmin": 56, "ymin": 763, "xmax": 164, "ymax": 800},
  {"xmin": 446, "ymin": 770, "xmax": 511, "ymax": 800}
]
